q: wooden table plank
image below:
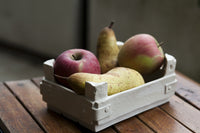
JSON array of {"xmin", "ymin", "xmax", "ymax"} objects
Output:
[
  {"xmin": 114, "ymin": 117, "xmax": 154, "ymax": 133},
  {"xmin": 138, "ymin": 107, "xmax": 192, "ymax": 133},
  {"xmin": 32, "ymin": 77, "xmax": 43, "ymax": 87},
  {"xmin": 176, "ymin": 71, "xmax": 200, "ymax": 109},
  {"xmin": 11, "ymin": 71, "xmax": 200, "ymax": 133},
  {"xmin": 5, "ymin": 80, "xmax": 82, "ymax": 133},
  {"xmin": 0, "ymin": 83, "xmax": 44, "ymax": 133},
  {"xmin": 99, "ymin": 128, "xmax": 116, "ymax": 133},
  {"xmin": 76, "ymin": 125, "xmax": 116, "ymax": 133},
  {"xmin": 160, "ymin": 95, "xmax": 200, "ymax": 133}
]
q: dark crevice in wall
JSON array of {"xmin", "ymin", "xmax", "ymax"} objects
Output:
[
  {"xmin": 81, "ymin": 0, "xmax": 89, "ymax": 50},
  {"xmin": 198, "ymin": 0, "xmax": 200, "ymax": 7}
]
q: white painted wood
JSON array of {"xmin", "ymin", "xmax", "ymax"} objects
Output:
[
  {"xmin": 43, "ymin": 59, "xmax": 55, "ymax": 82},
  {"xmin": 85, "ymin": 82, "xmax": 108, "ymax": 101},
  {"xmin": 40, "ymin": 53, "xmax": 177, "ymax": 132},
  {"xmin": 164, "ymin": 54, "xmax": 177, "ymax": 76}
]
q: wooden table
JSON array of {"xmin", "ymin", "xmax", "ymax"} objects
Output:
[{"xmin": 0, "ymin": 71, "xmax": 200, "ymax": 133}]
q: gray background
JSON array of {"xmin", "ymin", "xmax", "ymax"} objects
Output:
[
  {"xmin": 0, "ymin": 0, "xmax": 199, "ymax": 82},
  {"xmin": 88, "ymin": 0, "xmax": 200, "ymax": 82}
]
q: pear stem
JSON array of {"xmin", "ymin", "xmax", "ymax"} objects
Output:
[{"xmin": 108, "ymin": 21, "xmax": 115, "ymax": 29}]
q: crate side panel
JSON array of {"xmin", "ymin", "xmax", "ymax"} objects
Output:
[
  {"xmin": 40, "ymin": 80, "xmax": 95, "ymax": 124},
  {"xmin": 96, "ymin": 74, "xmax": 177, "ymax": 125}
]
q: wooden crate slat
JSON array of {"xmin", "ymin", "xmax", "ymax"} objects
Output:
[
  {"xmin": 176, "ymin": 72, "xmax": 200, "ymax": 109},
  {"xmin": 138, "ymin": 107, "xmax": 192, "ymax": 133},
  {"xmin": 114, "ymin": 117, "xmax": 154, "ymax": 133},
  {"xmin": 160, "ymin": 95, "xmax": 200, "ymax": 132},
  {"xmin": 5, "ymin": 80, "xmax": 82, "ymax": 133},
  {"xmin": 0, "ymin": 83, "xmax": 44, "ymax": 133}
]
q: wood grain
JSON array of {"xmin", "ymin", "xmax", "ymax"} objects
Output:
[
  {"xmin": 138, "ymin": 107, "xmax": 192, "ymax": 133},
  {"xmin": 176, "ymin": 71, "xmax": 200, "ymax": 109},
  {"xmin": 5, "ymin": 80, "xmax": 82, "ymax": 133},
  {"xmin": 99, "ymin": 127, "xmax": 117, "ymax": 133},
  {"xmin": 114, "ymin": 117, "xmax": 154, "ymax": 133},
  {"xmin": 160, "ymin": 95, "xmax": 200, "ymax": 132},
  {"xmin": 0, "ymin": 83, "xmax": 43, "ymax": 133},
  {"xmin": 77, "ymin": 125, "xmax": 116, "ymax": 133}
]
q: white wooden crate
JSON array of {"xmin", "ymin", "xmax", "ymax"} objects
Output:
[{"xmin": 40, "ymin": 53, "xmax": 177, "ymax": 132}]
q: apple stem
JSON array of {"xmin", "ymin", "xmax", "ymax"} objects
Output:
[
  {"xmin": 108, "ymin": 21, "xmax": 115, "ymax": 29},
  {"xmin": 158, "ymin": 41, "xmax": 166, "ymax": 47},
  {"xmin": 72, "ymin": 54, "xmax": 77, "ymax": 60}
]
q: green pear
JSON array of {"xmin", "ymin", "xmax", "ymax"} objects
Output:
[
  {"xmin": 67, "ymin": 67, "xmax": 145, "ymax": 95},
  {"xmin": 97, "ymin": 21, "xmax": 119, "ymax": 73}
]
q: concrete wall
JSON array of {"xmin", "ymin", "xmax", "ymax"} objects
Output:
[
  {"xmin": 0, "ymin": 0, "xmax": 199, "ymax": 82},
  {"xmin": 0, "ymin": 0, "xmax": 82, "ymax": 56},
  {"xmin": 87, "ymin": 0, "xmax": 200, "ymax": 82}
]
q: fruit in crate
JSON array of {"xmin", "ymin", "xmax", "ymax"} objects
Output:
[
  {"xmin": 67, "ymin": 67, "xmax": 145, "ymax": 95},
  {"xmin": 54, "ymin": 49, "xmax": 101, "ymax": 87},
  {"xmin": 117, "ymin": 41, "xmax": 124, "ymax": 50},
  {"xmin": 97, "ymin": 21, "xmax": 119, "ymax": 73},
  {"xmin": 118, "ymin": 34, "xmax": 164, "ymax": 75}
]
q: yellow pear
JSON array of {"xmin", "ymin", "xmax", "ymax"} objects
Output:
[
  {"xmin": 67, "ymin": 67, "xmax": 145, "ymax": 95},
  {"xmin": 97, "ymin": 21, "xmax": 119, "ymax": 73}
]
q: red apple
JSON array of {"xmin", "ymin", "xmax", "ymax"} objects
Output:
[
  {"xmin": 54, "ymin": 49, "xmax": 101, "ymax": 87},
  {"xmin": 118, "ymin": 34, "xmax": 164, "ymax": 75}
]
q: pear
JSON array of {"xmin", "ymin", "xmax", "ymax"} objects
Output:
[
  {"xmin": 97, "ymin": 21, "xmax": 119, "ymax": 73},
  {"xmin": 67, "ymin": 67, "xmax": 145, "ymax": 95}
]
